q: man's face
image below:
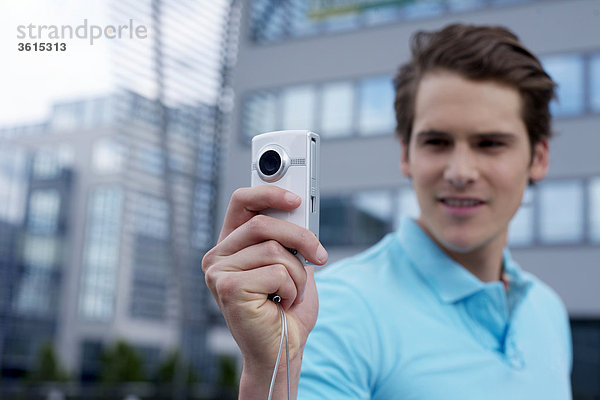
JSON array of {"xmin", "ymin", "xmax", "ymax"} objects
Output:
[{"xmin": 402, "ymin": 71, "xmax": 548, "ymax": 255}]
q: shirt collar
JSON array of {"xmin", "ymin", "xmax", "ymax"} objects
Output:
[{"xmin": 397, "ymin": 217, "xmax": 531, "ymax": 304}]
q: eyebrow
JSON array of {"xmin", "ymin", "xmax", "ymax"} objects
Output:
[{"xmin": 415, "ymin": 129, "xmax": 518, "ymax": 141}]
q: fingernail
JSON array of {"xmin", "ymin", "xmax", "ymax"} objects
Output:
[
  {"xmin": 285, "ymin": 191, "xmax": 300, "ymax": 204},
  {"xmin": 316, "ymin": 244, "xmax": 328, "ymax": 263}
]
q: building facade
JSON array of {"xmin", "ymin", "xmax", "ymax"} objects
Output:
[{"xmin": 220, "ymin": 0, "xmax": 600, "ymax": 396}]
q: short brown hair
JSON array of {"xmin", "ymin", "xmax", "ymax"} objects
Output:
[{"xmin": 393, "ymin": 24, "xmax": 556, "ymax": 154}]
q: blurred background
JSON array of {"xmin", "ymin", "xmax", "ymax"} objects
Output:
[{"xmin": 0, "ymin": 0, "xmax": 598, "ymax": 399}]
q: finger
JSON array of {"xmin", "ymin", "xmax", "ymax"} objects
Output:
[
  {"xmin": 216, "ymin": 214, "xmax": 327, "ymax": 265},
  {"xmin": 217, "ymin": 240, "xmax": 308, "ymax": 301},
  {"xmin": 216, "ymin": 264, "xmax": 298, "ymax": 311},
  {"xmin": 219, "ymin": 186, "xmax": 301, "ymax": 242}
]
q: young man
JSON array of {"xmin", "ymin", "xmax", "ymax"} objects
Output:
[{"xmin": 202, "ymin": 24, "xmax": 572, "ymax": 399}]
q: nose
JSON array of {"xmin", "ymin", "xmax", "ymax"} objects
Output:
[{"xmin": 443, "ymin": 144, "xmax": 479, "ymax": 189}]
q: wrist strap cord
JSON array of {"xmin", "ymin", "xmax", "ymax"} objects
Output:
[{"xmin": 267, "ymin": 296, "xmax": 290, "ymax": 400}]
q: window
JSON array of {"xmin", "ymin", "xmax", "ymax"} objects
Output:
[
  {"xmin": 192, "ymin": 182, "xmax": 215, "ymax": 249},
  {"xmin": 590, "ymin": 178, "xmax": 600, "ymax": 243},
  {"xmin": 92, "ymin": 137, "xmax": 127, "ymax": 174},
  {"xmin": 539, "ymin": 180, "xmax": 584, "ymax": 243},
  {"xmin": 249, "ymin": 0, "xmax": 544, "ymax": 44},
  {"xmin": 130, "ymin": 270, "xmax": 168, "ymax": 320},
  {"xmin": 358, "ymin": 76, "xmax": 395, "ymax": 136},
  {"xmin": 320, "ymin": 81, "xmax": 354, "ymax": 138},
  {"xmin": 321, "ymin": 10, "xmax": 359, "ymax": 33},
  {"xmin": 79, "ymin": 186, "xmax": 123, "ymax": 321},
  {"xmin": 50, "ymin": 102, "xmax": 82, "ymax": 131},
  {"xmin": 288, "ymin": 0, "xmax": 319, "ymax": 37},
  {"xmin": 281, "ymin": 85, "xmax": 316, "ymax": 130},
  {"xmin": 27, "ymin": 189, "xmax": 60, "ymax": 234},
  {"xmin": 542, "ymin": 54, "xmax": 585, "ymax": 117},
  {"xmin": 32, "ymin": 150, "xmax": 61, "ymax": 179},
  {"xmin": 447, "ymin": 0, "xmax": 485, "ymax": 12},
  {"xmin": 14, "ymin": 269, "xmax": 54, "ymax": 316},
  {"xmin": 243, "ymin": 91, "xmax": 278, "ymax": 139},
  {"xmin": 399, "ymin": 0, "xmax": 445, "ymax": 19},
  {"xmin": 353, "ymin": 191, "xmax": 393, "ymax": 245},
  {"xmin": 134, "ymin": 194, "xmax": 169, "ymax": 240},
  {"xmin": 320, "ymin": 196, "xmax": 352, "ymax": 247},
  {"xmin": 362, "ymin": 4, "xmax": 403, "ymax": 25},
  {"xmin": 22, "ymin": 234, "xmax": 59, "ymax": 269},
  {"xmin": 0, "ymin": 147, "xmax": 27, "ymax": 223},
  {"xmin": 395, "ymin": 187, "xmax": 420, "ymax": 229},
  {"xmin": 590, "ymin": 54, "xmax": 600, "ymax": 113},
  {"xmin": 134, "ymin": 142, "xmax": 164, "ymax": 175},
  {"xmin": 320, "ymin": 191, "xmax": 393, "ymax": 248},
  {"xmin": 249, "ymin": 0, "xmax": 288, "ymax": 43},
  {"xmin": 508, "ymin": 188, "xmax": 535, "ymax": 246}
]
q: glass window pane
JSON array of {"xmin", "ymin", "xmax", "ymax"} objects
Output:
[
  {"xmin": 93, "ymin": 137, "xmax": 127, "ymax": 174},
  {"xmin": 134, "ymin": 194, "xmax": 169, "ymax": 240},
  {"xmin": 243, "ymin": 91, "xmax": 278, "ymax": 139},
  {"xmin": 281, "ymin": 85, "xmax": 316, "ymax": 130},
  {"xmin": 14, "ymin": 269, "xmax": 53, "ymax": 315},
  {"xmin": 362, "ymin": 4, "xmax": 403, "ymax": 26},
  {"xmin": 400, "ymin": 0, "xmax": 445, "ymax": 19},
  {"xmin": 447, "ymin": 0, "xmax": 485, "ymax": 12},
  {"xmin": 590, "ymin": 54, "xmax": 600, "ymax": 112},
  {"xmin": 28, "ymin": 189, "xmax": 60, "ymax": 234},
  {"xmin": 491, "ymin": 0, "xmax": 531, "ymax": 5},
  {"xmin": 79, "ymin": 186, "xmax": 123, "ymax": 321},
  {"xmin": 33, "ymin": 150, "xmax": 60, "ymax": 179},
  {"xmin": 508, "ymin": 188, "xmax": 534, "ymax": 246},
  {"xmin": 353, "ymin": 191, "xmax": 393, "ymax": 245},
  {"xmin": 590, "ymin": 178, "xmax": 600, "ymax": 242},
  {"xmin": 320, "ymin": 196, "xmax": 352, "ymax": 247},
  {"xmin": 539, "ymin": 180, "xmax": 584, "ymax": 243},
  {"xmin": 249, "ymin": 0, "xmax": 287, "ymax": 43},
  {"xmin": 542, "ymin": 54, "xmax": 585, "ymax": 117},
  {"xmin": 320, "ymin": 81, "xmax": 354, "ymax": 138},
  {"xmin": 395, "ymin": 187, "xmax": 420, "ymax": 229},
  {"xmin": 358, "ymin": 76, "xmax": 395, "ymax": 136},
  {"xmin": 322, "ymin": 12, "xmax": 359, "ymax": 33},
  {"xmin": 134, "ymin": 143, "xmax": 164, "ymax": 175},
  {"xmin": 22, "ymin": 234, "xmax": 58, "ymax": 269},
  {"xmin": 288, "ymin": 0, "xmax": 319, "ymax": 37}
]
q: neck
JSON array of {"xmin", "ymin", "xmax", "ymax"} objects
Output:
[
  {"xmin": 445, "ymin": 244, "xmax": 504, "ymax": 283},
  {"xmin": 417, "ymin": 220, "xmax": 506, "ymax": 283}
]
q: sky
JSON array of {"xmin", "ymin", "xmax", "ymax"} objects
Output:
[
  {"xmin": 1, "ymin": 0, "xmax": 228, "ymax": 127},
  {"xmin": 0, "ymin": 0, "xmax": 117, "ymax": 126}
]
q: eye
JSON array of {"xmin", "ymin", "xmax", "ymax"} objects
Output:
[
  {"xmin": 424, "ymin": 138, "xmax": 450, "ymax": 147},
  {"xmin": 478, "ymin": 140, "xmax": 505, "ymax": 148}
]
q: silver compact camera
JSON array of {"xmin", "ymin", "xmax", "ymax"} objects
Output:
[{"xmin": 251, "ymin": 130, "xmax": 320, "ymax": 264}]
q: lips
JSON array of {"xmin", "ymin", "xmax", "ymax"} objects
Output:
[{"xmin": 438, "ymin": 197, "xmax": 485, "ymax": 207}]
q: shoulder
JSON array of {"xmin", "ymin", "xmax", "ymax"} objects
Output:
[
  {"xmin": 316, "ymin": 232, "xmax": 408, "ymax": 290},
  {"xmin": 523, "ymin": 271, "xmax": 568, "ymax": 318},
  {"xmin": 520, "ymin": 270, "xmax": 573, "ymax": 371}
]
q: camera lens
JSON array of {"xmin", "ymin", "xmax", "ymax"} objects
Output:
[{"xmin": 259, "ymin": 150, "xmax": 282, "ymax": 176}]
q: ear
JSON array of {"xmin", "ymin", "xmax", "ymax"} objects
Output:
[
  {"xmin": 400, "ymin": 138, "xmax": 411, "ymax": 178},
  {"xmin": 529, "ymin": 139, "xmax": 549, "ymax": 182}
]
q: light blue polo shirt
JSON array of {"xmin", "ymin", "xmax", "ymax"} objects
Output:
[{"xmin": 299, "ymin": 218, "xmax": 572, "ymax": 399}]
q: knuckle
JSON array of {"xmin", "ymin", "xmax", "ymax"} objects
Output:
[
  {"xmin": 203, "ymin": 266, "xmax": 218, "ymax": 290},
  {"xmin": 246, "ymin": 214, "xmax": 268, "ymax": 232},
  {"xmin": 201, "ymin": 248, "xmax": 216, "ymax": 273},
  {"xmin": 263, "ymin": 240, "xmax": 284, "ymax": 258},
  {"xmin": 274, "ymin": 263, "xmax": 289, "ymax": 282},
  {"xmin": 231, "ymin": 187, "xmax": 247, "ymax": 204},
  {"xmin": 214, "ymin": 275, "xmax": 237, "ymax": 298}
]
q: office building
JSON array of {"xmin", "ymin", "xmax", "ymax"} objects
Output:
[{"xmin": 220, "ymin": 0, "xmax": 600, "ymax": 396}]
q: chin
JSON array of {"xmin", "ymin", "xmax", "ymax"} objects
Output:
[{"xmin": 435, "ymin": 226, "xmax": 484, "ymax": 254}]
